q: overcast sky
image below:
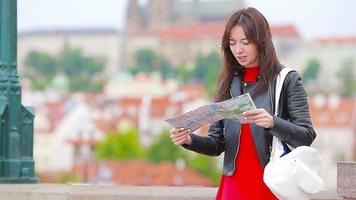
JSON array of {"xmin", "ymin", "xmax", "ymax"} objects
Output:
[{"xmin": 18, "ymin": 0, "xmax": 356, "ymax": 41}]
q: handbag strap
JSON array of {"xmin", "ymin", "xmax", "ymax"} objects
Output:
[
  {"xmin": 274, "ymin": 67, "xmax": 295, "ymax": 115},
  {"xmin": 270, "ymin": 67, "xmax": 295, "ymax": 161}
]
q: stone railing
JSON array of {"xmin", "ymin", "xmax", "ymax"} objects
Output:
[
  {"xmin": 0, "ymin": 184, "xmax": 342, "ymax": 200},
  {"xmin": 0, "ymin": 161, "xmax": 354, "ymax": 200}
]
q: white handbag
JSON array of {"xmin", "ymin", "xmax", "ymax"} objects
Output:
[{"xmin": 263, "ymin": 67, "xmax": 324, "ymax": 200}]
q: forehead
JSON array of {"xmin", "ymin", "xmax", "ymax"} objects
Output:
[{"xmin": 229, "ymin": 25, "xmax": 247, "ymax": 40}]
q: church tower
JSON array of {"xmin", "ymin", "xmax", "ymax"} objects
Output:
[
  {"xmin": 147, "ymin": 0, "xmax": 174, "ymax": 31},
  {"xmin": 126, "ymin": 0, "xmax": 147, "ymax": 33}
]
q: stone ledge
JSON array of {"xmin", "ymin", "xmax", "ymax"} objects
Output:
[
  {"xmin": 337, "ymin": 162, "xmax": 356, "ymax": 199},
  {"xmin": 0, "ymin": 184, "xmax": 341, "ymax": 200}
]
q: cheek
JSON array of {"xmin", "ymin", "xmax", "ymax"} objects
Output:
[
  {"xmin": 248, "ymin": 47, "xmax": 259, "ymax": 58},
  {"xmin": 229, "ymin": 46, "xmax": 234, "ymax": 54}
]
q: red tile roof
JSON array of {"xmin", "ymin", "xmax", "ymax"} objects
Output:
[
  {"xmin": 308, "ymin": 36, "xmax": 356, "ymax": 45},
  {"xmin": 270, "ymin": 25, "xmax": 300, "ymax": 37},
  {"xmin": 179, "ymin": 83, "xmax": 207, "ymax": 101},
  {"xmin": 73, "ymin": 160, "xmax": 212, "ymax": 186},
  {"xmin": 151, "ymin": 96, "xmax": 171, "ymax": 118},
  {"xmin": 160, "ymin": 21, "xmax": 226, "ymax": 40},
  {"xmin": 309, "ymin": 97, "xmax": 356, "ymax": 127},
  {"xmin": 43, "ymin": 101, "xmax": 67, "ymax": 132},
  {"xmin": 159, "ymin": 21, "xmax": 299, "ymax": 40}
]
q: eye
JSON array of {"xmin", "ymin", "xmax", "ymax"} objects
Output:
[
  {"xmin": 241, "ymin": 40, "xmax": 250, "ymax": 45},
  {"xmin": 229, "ymin": 39, "xmax": 236, "ymax": 46}
]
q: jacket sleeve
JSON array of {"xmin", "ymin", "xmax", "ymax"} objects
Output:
[
  {"xmin": 182, "ymin": 120, "xmax": 225, "ymax": 156},
  {"xmin": 268, "ymin": 71, "xmax": 316, "ymax": 148}
]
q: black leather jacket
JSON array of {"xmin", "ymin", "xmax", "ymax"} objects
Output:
[{"xmin": 183, "ymin": 70, "xmax": 316, "ymax": 176}]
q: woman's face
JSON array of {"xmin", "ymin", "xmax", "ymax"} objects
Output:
[{"xmin": 229, "ymin": 25, "xmax": 259, "ymax": 68}]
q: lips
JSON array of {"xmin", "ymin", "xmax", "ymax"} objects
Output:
[{"xmin": 237, "ymin": 56, "xmax": 247, "ymax": 63}]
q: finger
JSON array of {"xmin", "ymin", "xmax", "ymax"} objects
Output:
[
  {"xmin": 170, "ymin": 128, "xmax": 188, "ymax": 135},
  {"xmin": 170, "ymin": 130, "xmax": 189, "ymax": 140},
  {"xmin": 243, "ymin": 108, "xmax": 264, "ymax": 116},
  {"xmin": 172, "ymin": 132, "xmax": 190, "ymax": 142},
  {"xmin": 248, "ymin": 113, "xmax": 268, "ymax": 121},
  {"xmin": 174, "ymin": 137, "xmax": 189, "ymax": 146},
  {"xmin": 170, "ymin": 128, "xmax": 180, "ymax": 134},
  {"xmin": 254, "ymin": 119, "xmax": 272, "ymax": 128},
  {"xmin": 171, "ymin": 129, "xmax": 190, "ymax": 138},
  {"xmin": 254, "ymin": 123, "xmax": 268, "ymax": 128}
]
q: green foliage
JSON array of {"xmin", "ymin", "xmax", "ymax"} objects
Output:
[
  {"xmin": 194, "ymin": 52, "xmax": 221, "ymax": 97},
  {"xmin": 158, "ymin": 56, "xmax": 176, "ymax": 79},
  {"xmin": 146, "ymin": 130, "xmax": 221, "ymax": 186},
  {"xmin": 146, "ymin": 129, "xmax": 188, "ymax": 163},
  {"xmin": 176, "ymin": 63, "xmax": 193, "ymax": 83},
  {"xmin": 134, "ymin": 48, "xmax": 157, "ymax": 72},
  {"xmin": 23, "ymin": 45, "xmax": 105, "ymax": 92},
  {"xmin": 301, "ymin": 58, "xmax": 320, "ymax": 84},
  {"xmin": 338, "ymin": 58, "xmax": 356, "ymax": 96},
  {"xmin": 96, "ymin": 128, "xmax": 146, "ymax": 160},
  {"xmin": 130, "ymin": 48, "xmax": 176, "ymax": 78},
  {"xmin": 26, "ymin": 75, "xmax": 54, "ymax": 91},
  {"xmin": 24, "ymin": 50, "xmax": 57, "ymax": 75},
  {"xmin": 59, "ymin": 45, "xmax": 103, "ymax": 76},
  {"xmin": 186, "ymin": 154, "xmax": 221, "ymax": 186},
  {"xmin": 194, "ymin": 52, "xmax": 221, "ymax": 79},
  {"xmin": 58, "ymin": 171, "xmax": 84, "ymax": 183},
  {"xmin": 130, "ymin": 48, "xmax": 221, "ymax": 97}
]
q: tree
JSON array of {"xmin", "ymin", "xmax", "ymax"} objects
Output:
[
  {"xmin": 146, "ymin": 130, "xmax": 221, "ymax": 186},
  {"xmin": 130, "ymin": 48, "xmax": 157, "ymax": 74},
  {"xmin": 130, "ymin": 48, "xmax": 176, "ymax": 79},
  {"xmin": 158, "ymin": 56, "xmax": 176, "ymax": 79},
  {"xmin": 96, "ymin": 128, "xmax": 145, "ymax": 160},
  {"xmin": 301, "ymin": 58, "xmax": 320, "ymax": 85},
  {"xmin": 24, "ymin": 45, "xmax": 106, "ymax": 92},
  {"xmin": 176, "ymin": 62, "xmax": 193, "ymax": 83},
  {"xmin": 338, "ymin": 58, "xmax": 356, "ymax": 96},
  {"xmin": 186, "ymin": 154, "xmax": 221, "ymax": 186},
  {"xmin": 146, "ymin": 130, "xmax": 188, "ymax": 163},
  {"xmin": 194, "ymin": 52, "xmax": 222, "ymax": 97},
  {"xmin": 24, "ymin": 50, "xmax": 57, "ymax": 76},
  {"xmin": 58, "ymin": 45, "xmax": 104, "ymax": 77}
]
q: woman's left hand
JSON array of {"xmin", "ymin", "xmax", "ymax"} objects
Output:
[{"xmin": 243, "ymin": 108, "xmax": 274, "ymax": 129}]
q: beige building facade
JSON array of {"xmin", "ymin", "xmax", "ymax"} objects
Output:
[{"xmin": 18, "ymin": 29, "xmax": 123, "ymax": 76}]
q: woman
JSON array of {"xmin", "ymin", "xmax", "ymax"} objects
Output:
[{"xmin": 170, "ymin": 7, "xmax": 316, "ymax": 200}]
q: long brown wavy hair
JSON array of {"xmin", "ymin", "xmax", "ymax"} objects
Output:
[{"xmin": 215, "ymin": 7, "xmax": 281, "ymax": 102}]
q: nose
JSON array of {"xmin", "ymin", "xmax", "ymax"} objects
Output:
[{"xmin": 233, "ymin": 44, "xmax": 243, "ymax": 55}]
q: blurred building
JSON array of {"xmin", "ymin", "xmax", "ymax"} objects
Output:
[
  {"xmin": 28, "ymin": 75, "xmax": 210, "ymax": 173},
  {"xmin": 285, "ymin": 36, "xmax": 356, "ymax": 92},
  {"xmin": 18, "ymin": 28, "xmax": 123, "ymax": 76},
  {"xmin": 72, "ymin": 160, "xmax": 212, "ymax": 186},
  {"xmin": 125, "ymin": 20, "xmax": 301, "ymax": 68},
  {"xmin": 309, "ymin": 94, "xmax": 356, "ymax": 189},
  {"xmin": 126, "ymin": 0, "xmax": 245, "ymax": 33},
  {"xmin": 124, "ymin": 0, "xmax": 244, "ymax": 68}
]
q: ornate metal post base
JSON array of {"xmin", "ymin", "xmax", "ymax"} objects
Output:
[{"xmin": 0, "ymin": 0, "xmax": 37, "ymax": 183}]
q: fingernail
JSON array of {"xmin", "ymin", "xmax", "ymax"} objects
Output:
[
  {"xmin": 242, "ymin": 112, "xmax": 246, "ymax": 115},
  {"xmin": 180, "ymin": 128, "xmax": 184, "ymax": 131}
]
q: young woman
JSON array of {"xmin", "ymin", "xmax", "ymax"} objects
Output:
[{"xmin": 170, "ymin": 7, "xmax": 316, "ymax": 200}]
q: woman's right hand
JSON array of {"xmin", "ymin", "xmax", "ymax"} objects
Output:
[{"xmin": 170, "ymin": 128, "xmax": 192, "ymax": 146}]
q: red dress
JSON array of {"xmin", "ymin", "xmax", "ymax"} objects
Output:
[{"xmin": 216, "ymin": 67, "xmax": 277, "ymax": 200}]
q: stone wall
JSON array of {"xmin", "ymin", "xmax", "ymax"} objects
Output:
[{"xmin": 0, "ymin": 184, "xmax": 342, "ymax": 200}]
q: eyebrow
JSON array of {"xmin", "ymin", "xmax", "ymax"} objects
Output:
[{"xmin": 229, "ymin": 38, "xmax": 249, "ymax": 42}]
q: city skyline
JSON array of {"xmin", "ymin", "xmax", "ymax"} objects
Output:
[{"xmin": 18, "ymin": 0, "xmax": 356, "ymax": 41}]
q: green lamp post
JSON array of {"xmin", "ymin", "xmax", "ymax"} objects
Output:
[{"xmin": 0, "ymin": 0, "xmax": 37, "ymax": 183}]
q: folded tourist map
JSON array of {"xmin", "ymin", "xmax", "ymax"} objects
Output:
[{"xmin": 165, "ymin": 93, "xmax": 256, "ymax": 131}]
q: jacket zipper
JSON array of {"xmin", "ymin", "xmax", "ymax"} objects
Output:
[{"xmin": 230, "ymin": 124, "xmax": 242, "ymax": 176}]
